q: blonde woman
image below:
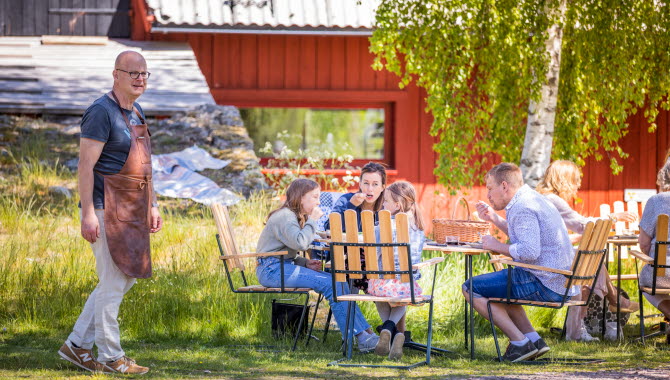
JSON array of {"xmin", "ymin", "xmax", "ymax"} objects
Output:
[{"xmin": 537, "ymin": 160, "xmax": 638, "ymax": 341}]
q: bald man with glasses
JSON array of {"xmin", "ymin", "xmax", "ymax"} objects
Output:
[{"xmin": 58, "ymin": 51, "xmax": 161, "ymax": 375}]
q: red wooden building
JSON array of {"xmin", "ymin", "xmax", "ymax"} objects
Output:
[{"xmin": 130, "ymin": 0, "xmax": 670, "ymax": 226}]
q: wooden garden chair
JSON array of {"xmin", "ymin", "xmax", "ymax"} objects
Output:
[
  {"xmin": 211, "ymin": 203, "xmax": 323, "ymax": 351},
  {"xmin": 487, "ymin": 218, "xmax": 610, "ymax": 364},
  {"xmin": 629, "ymin": 214, "xmax": 670, "ymax": 343},
  {"xmin": 327, "ymin": 209, "xmax": 445, "ymax": 369}
]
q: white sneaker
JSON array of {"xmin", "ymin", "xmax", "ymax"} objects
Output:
[
  {"xmin": 604, "ymin": 321, "xmax": 623, "ymax": 341},
  {"xmin": 567, "ymin": 324, "xmax": 599, "ymax": 342},
  {"xmin": 357, "ymin": 334, "xmax": 379, "ymax": 353}
]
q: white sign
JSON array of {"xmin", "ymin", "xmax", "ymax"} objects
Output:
[{"xmin": 624, "ymin": 189, "xmax": 657, "ymax": 202}]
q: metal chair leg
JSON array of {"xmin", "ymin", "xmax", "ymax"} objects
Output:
[
  {"xmin": 291, "ymin": 294, "xmax": 310, "ymax": 351},
  {"xmin": 323, "ymin": 307, "xmax": 333, "ymax": 343},
  {"xmin": 426, "ymin": 300, "xmax": 434, "ymax": 365},
  {"xmin": 305, "ymin": 293, "xmax": 323, "ymax": 346},
  {"xmin": 487, "ymin": 301, "xmax": 502, "ymax": 362},
  {"xmin": 639, "ymin": 287, "xmax": 645, "ymax": 344}
]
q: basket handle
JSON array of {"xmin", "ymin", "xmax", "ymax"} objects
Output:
[{"xmin": 451, "ymin": 197, "xmax": 472, "ymax": 221}]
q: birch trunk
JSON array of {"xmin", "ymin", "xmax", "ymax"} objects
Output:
[{"xmin": 519, "ymin": 2, "xmax": 566, "ymax": 187}]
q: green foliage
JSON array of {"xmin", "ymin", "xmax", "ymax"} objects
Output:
[
  {"xmin": 241, "ymin": 107, "xmax": 385, "ymax": 159},
  {"xmin": 371, "ymin": 0, "xmax": 670, "ymax": 191},
  {"xmin": 260, "ymin": 131, "xmax": 360, "ymax": 194}
]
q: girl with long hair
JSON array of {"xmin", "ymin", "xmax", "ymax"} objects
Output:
[
  {"xmin": 367, "ymin": 181, "xmax": 426, "ymax": 360},
  {"xmin": 256, "ymin": 178, "xmax": 379, "ymax": 351}
]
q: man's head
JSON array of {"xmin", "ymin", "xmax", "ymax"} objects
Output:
[
  {"xmin": 112, "ymin": 51, "xmax": 148, "ymax": 100},
  {"xmin": 485, "ymin": 162, "xmax": 524, "ymax": 210}
]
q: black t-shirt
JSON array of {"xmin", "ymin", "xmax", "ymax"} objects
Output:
[{"xmin": 80, "ymin": 94, "xmax": 145, "ymax": 209}]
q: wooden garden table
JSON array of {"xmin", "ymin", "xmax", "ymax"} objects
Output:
[{"xmin": 423, "ymin": 243, "xmax": 492, "ymax": 360}]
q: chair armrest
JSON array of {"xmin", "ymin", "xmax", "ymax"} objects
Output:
[
  {"xmin": 219, "ymin": 251, "xmax": 288, "ymax": 260},
  {"xmin": 489, "ymin": 258, "xmax": 572, "ymax": 276},
  {"xmin": 412, "ymin": 257, "xmax": 445, "ymax": 269},
  {"xmin": 629, "ymin": 249, "xmax": 654, "ymax": 263}
]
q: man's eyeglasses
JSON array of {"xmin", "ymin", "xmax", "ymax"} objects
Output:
[{"xmin": 116, "ymin": 69, "xmax": 151, "ymax": 80}]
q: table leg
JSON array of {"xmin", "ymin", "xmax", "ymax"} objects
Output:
[
  {"xmin": 616, "ymin": 245, "xmax": 622, "ymax": 340},
  {"xmin": 600, "ymin": 252, "xmax": 613, "ymax": 340},
  {"xmin": 464, "ymin": 255, "xmax": 469, "ymax": 349},
  {"xmin": 468, "ymin": 255, "xmax": 475, "ymax": 360}
]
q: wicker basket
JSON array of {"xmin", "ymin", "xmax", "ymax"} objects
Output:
[{"xmin": 433, "ymin": 197, "xmax": 490, "ymax": 244}]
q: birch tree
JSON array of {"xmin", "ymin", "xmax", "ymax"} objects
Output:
[{"xmin": 370, "ymin": 0, "xmax": 670, "ymax": 191}]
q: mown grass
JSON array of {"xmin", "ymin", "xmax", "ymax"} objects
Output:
[{"xmin": 1, "ymin": 117, "xmax": 670, "ymax": 378}]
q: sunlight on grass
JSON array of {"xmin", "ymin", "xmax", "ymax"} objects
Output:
[{"xmin": 1, "ymin": 118, "xmax": 670, "ymax": 378}]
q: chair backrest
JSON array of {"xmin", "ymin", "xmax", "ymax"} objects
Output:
[
  {"xmin": 211, "ymin": 203, "xmax": 245, "ymax": 271},
  {"xmin": 568, "ymin": 218, "xmax": 611, "ymax": 287},
  {"xmin": 330, "ymin": 209, "xmax": 412, "ymax": 283},
  {"xmin": 654, "ymin": 214, "xmax": 669, "ymax": 277}
]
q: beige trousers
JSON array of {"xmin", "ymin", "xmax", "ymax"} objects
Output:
[{"xmin": 67, "ymin": 210, "xmax": 136, "ymax": 362}]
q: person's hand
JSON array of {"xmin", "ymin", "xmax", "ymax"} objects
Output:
[
  {"xmin": 475, "ymin": 201, "xmax": 495, "ymax": 223},
  {"xmin": 150, "ymin": 206, "xmax": 163, "ymax": 233},
  {"xmin": 350, "ymin": 192, "xmax": 366, "ymax": 207},
  {"xmin": 309, "ymin": 206, "xmax": 324, "ymax": 221},
  {"xmin": 482, "ymin": 235, "xmax": 500, "ymax": 251},
  {"xmin": 614, "ymin": 211, "xmax": 638, "ymax": 223},
  {"xmin": 306, "ymin": 259, "xmax": 322, "ymax": 272},
  {"xmin": 81, "ymin": 210, "xmax": 100, "ymax": 243}
]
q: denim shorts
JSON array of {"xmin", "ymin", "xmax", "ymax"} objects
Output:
[{"xmin": 462, "ymin": 267, "xmax": 566, "ymax": 302}]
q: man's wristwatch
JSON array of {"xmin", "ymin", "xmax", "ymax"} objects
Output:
[{"xmin": 151, "ymin": 202, "xmax": 159, "ymax": 208}]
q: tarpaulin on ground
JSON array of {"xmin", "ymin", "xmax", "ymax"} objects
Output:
[{"xmin": 151, "ymin": 145, "xmax": 240, "ymax": 206}]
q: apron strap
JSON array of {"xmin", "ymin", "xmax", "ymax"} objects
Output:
[{"xmin": 110, "ymin": 91, "xmax": 147, "ymax": 127}]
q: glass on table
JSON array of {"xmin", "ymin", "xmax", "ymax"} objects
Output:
[{"xmin": 445, "ymin": 236, "xmax": 460, "ymax": 245}]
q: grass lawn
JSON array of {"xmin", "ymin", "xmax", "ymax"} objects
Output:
[{"xmin": 1, "ymin": 116, "xmax": 670, "ymax": 378}]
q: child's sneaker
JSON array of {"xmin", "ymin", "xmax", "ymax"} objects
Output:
[
  {"xmin": 103, "ymin": 356, "xmax": 149, "ymax": 374},
  {"xmin": 58, "ymin": 341, "xmax": 108, "ymax": 373},
  {"xmin": 375, "ymin": 329, "xmax": 392, "ymax": 356},
  {"xmin": 388, "ymin": 332, "xmax": 405, "ymax": 360},
  {"xmin": 357, "ymin": 334, "xmax": 379, "ymax": 353}
]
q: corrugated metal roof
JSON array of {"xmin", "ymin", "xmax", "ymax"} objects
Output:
[{"xmin": 146, "ymin": 0, "xmax": 380, "ymax": 35}]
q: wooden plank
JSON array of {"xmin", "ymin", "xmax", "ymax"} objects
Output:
[
  {"xmin": 239, "ymin": 34, "xmax": 256, "ymax": 89},
  {"xmin": 59, "ymin": 0, "xmax": 73, "ymax": 34},
  {"xmin": 72, "ymin": 0, "xmax": 84, "ymax": 35},
  {"xmin": 344, "ymin": 209, "xmax": 362, "ymax": 279},
  {"xmin": 656, "ymin": 214, "xmax": 668, "ymax": 277},
  {"xmin": 83, "ymin": 0, "xmax": 97, "ymax": 35},
  {"xmin": 7, "ymin": 0, "xmax": 23, "ymax": 35},
  {"xmin": 329, "ymin": 212, "xmax": 347, "ymax": 282},
  {"xmin": 315, "ymin": 36, "xmax": 331, "ymax": 89},
  {"xmin": 284, "ymin": 35, "xmax": 299, "ymax": 89},
  {"xmin": 395, "ymin": 213, "xmax": 411, "ymax": 283},
  {"xmin": 34, "ymin": 0, "xmax": 49, "ymax": 36},
  {"xmin": 213, "ymin": 34, "xmax": 228, "ymax": 88},
  {"xmin": 41, "ymin": 35, "xmax": 108, "ymax": 45},
  {"xmin": 256, "ymin": 35, "xmax": 270, "ymax": 89},
  {"xmin": 378, "ymin": 210, "xmax": 395, "ymax": 279},
  {"xmin": 358, "ymin": 36, "xmax": 375, "ymax": 90},
  {"xmin": 330, "ymin": 36, "xmax": 345, "ymax": 90},
  {"xmin": 361, "ymin": 210, "xmax": 379, "ymax": 279},
  {"xmin": 298, "ymin": 35, "xmax": 316, "ymax": 89},
  {"xmin": 266, "ymin": 35, "xmax": 284, "ymax": 89},
  {"xmin": 228, "ymin": 34, "xmax": 242, "ymax": 88},
  {"xmin": 48, "ymin": 0, "xmax": 61, "ymax": 35},
  {"xmin": 344, "ymin": 37, "xmax": 360, "ymax": 90}
]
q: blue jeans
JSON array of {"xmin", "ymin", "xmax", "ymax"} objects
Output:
[
  {"xmin": 256, "ymin": 257, "xmax": 371, "ymax": 336},
  {"xmin": 462, "ymin": 267, "xmax": 566, "ymax": 302}
]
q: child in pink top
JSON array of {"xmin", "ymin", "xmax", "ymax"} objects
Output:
[{"xmin": 368, "ymin": 181, "xmax": 426, "ymax": 360}]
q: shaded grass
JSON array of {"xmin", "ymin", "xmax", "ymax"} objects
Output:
[{"xmin": 2, "ymin": 117, "xmax": 670, "ymax": 378}]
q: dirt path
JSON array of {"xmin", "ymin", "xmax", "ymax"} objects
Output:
[{"xmin": 475, "ymin": 366, "xmax": 670, "ymax": 379}]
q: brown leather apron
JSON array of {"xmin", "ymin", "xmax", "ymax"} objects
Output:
[{"xmin": 101, "ymin": 91, "xmax": 153, "ymax": 279}]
